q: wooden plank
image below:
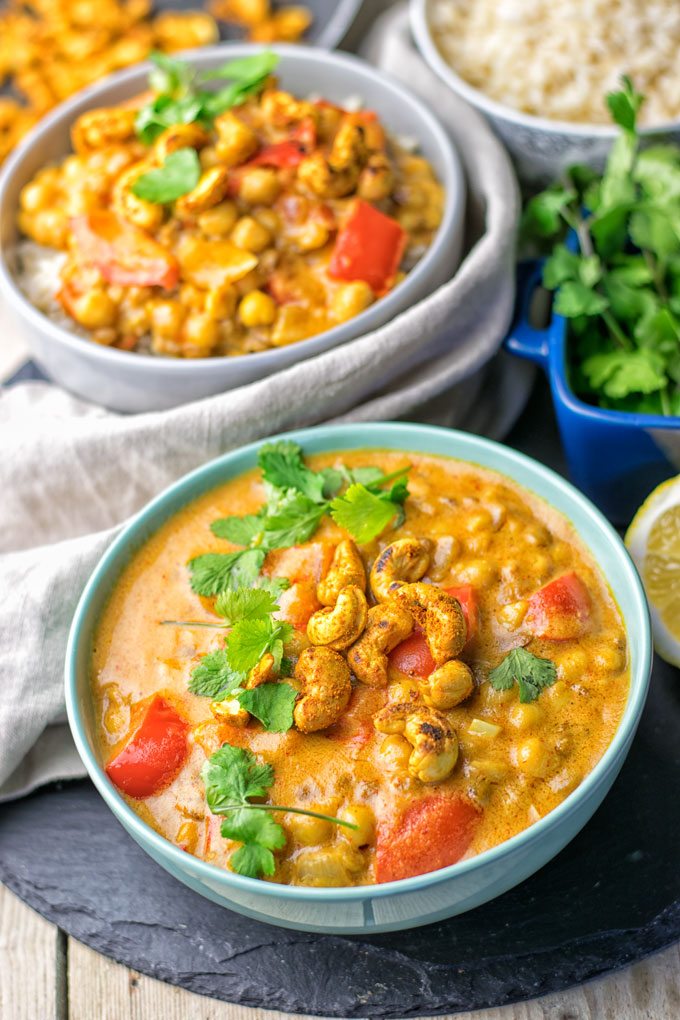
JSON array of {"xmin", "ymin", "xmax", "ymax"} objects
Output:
[{"xmin": 0, "ymin": 883, "xmax": 58, "ymax": 1020}]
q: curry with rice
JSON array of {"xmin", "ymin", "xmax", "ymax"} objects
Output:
[{"xmin": 92, "ymin": 443, "xmax": 629, "ymax": 886}]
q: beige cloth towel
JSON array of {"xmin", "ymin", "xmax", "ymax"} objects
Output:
[{"xmin": 0, "ymin": 3, "xmax": 520, "ymax": 799}]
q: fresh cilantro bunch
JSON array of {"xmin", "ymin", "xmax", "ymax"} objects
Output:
[
  {"xmin": 188, "ymin": 587, "xmax": 297, "ymax": 733},
  {"xmin": 202, "ymin": 743, "xmax": 356, "ymax": 878},
  {"xmin": 136, "ymin": 50, "xmax": 279, "ymax": 145},
  {"xmin": 523, "ymin": 76, "xmax": 680, "ymax": 417},
  {"xmin": 488, "ymin": 648, "xmax": 557, "ymax": 703},
  {"xmin": 189, "ymin": 441, "xmax": 410, "ymax": 596}
]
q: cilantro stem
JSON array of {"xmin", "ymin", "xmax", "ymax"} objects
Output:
[
  {"xmin": 369, "ymin": 466, "xmax": 411, "ymax": 488},
  {"xmin": 161, "ymin": 619, "xmax": 227, "ymax": 628},
  {"xmin": 219, "ymin": 803, "xmax": 359, "ymax": 830},
  {"xmin": 660, "ymin": 385, "xmax": 673, "ymax": 417}
]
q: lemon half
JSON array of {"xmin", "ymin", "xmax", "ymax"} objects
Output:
[{"xmin": 625, "ymin": 475, "xmax": 680, "ymax": 667}]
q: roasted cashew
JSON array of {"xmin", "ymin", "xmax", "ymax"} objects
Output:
[
  {"xmin": 293, "ymin": 646, "xmax": 352, "ymax": 733},
  {"xmin": 420, "ymin": 659, "xmax": 474, "ymax": 710},
  {"xmin": 374, "ymin": 703, "xmax": 458, "ymax": 783},
  {"xmin": 175, "ymin": 166, "xmax": 231, "ymax": 217},
  {"xmin": 347, "ymin": 603, "xmax": 413, "ymax": 687},
  {"xmin": 306, "ymin": 584, "xmax": 368, "ymax": 651},
  {"xmin": 370, "ymin": 537, "xmax": 432, "ymax": 603},
  {"xmin": 393, "ymin": 582, "xmax": 466, "ymax": 667},
  {"xmin": 317, "ymin": 539, "xmax": 366, "ymax": 606},
  {"xmin": 113, "ymin": 162, "xmax": 164, "ymax": 231},
  {"xmin": 246, "ymin": 651, "xmax": 276, "ymax": 689},
  {"xmin": 71, "ymin": 106, "xmax": 137, "ymax": 154},
  {"xmin": 297, "ymin": 122, "xmax": 368, "ymax": 199},
  {"xmin": 153, "ymin": 123, "xmax": 211, "ymax": 162}
]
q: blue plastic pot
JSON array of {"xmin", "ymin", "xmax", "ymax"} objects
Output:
[{"xmin": 505, "ymin": 263, "xmax": 680, "ymax": 524}]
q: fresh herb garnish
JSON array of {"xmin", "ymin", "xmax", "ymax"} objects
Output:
[
  {"xmin": 136, "ymin": 50, "xmax": 278, "ymax": 144},
  {"xmin": 186, "ymin": 583, "xmax": 296, "ymax": 732},
  {"xmin": 131, "ymin": 147, "xmax": 201, "ymax": 203},
  {"xmin": 523, "ymin": 76, "xmax": 680, "ymax": 416},
  {"xmin": 202, "ymin": 744, "xmax": 356, "ymax": 878},
  {"xmin": 191, "ymin": 442, "xmax": 410, "ymax": 596},
  {"xmin": 488, "ymin": 648, "xmax": 557, "ymax": 703}
]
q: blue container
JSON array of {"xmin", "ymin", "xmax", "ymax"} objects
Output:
[{"xmin": 505, "ymin": 263, "xmax": 680, "ymax": 524}]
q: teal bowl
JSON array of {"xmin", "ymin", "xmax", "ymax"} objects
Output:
[{"xmin": 65, "ymin": 423, "xmax": 652, "ymax": 934}]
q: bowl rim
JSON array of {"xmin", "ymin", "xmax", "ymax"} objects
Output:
[
  {"xmin": 65, "ymin": 421, "xmax": 652, "ymax": 901},
  {"xmin": 411, "ymin": 0, "xmax": 680, "ymax": 139},
  {"xmin": 0, "ymin": 42, "xmax": 463, "ymax": 376}
]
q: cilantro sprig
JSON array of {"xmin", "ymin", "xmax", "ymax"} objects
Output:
[
  {"xmin": 488, "ymin": 648, "xmax": 557, "ymax": 703},
  {"xmin": 523, "ymin": 76, "xmax": 680, "ymax": 416},
  {"xmin": 189, "ymin": 442, "xmax": 410, "ymax": 597},
  {"xmin": 136, "ymin": 50, "xmax": 278, "ymax": 144},
  {"xmin": 184, "ymin": 586, "xmax": 296, "ymax": 733},
  {"xmin": 131, "ymin": 147, "xmax": 200, "ymax": 204},
  {"xmin": 202, "ymin": 744, "xmax": 356, "ymax": 878}
]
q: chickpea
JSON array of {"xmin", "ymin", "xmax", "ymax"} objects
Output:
[
  {"xmin": 295, "ymin": 220, "xmax": 330, "ymax": 252},
  {"xmin": 466, "ymin": 533, "xmax": 491, "ymax": 555},
  {"xmin": 508, "ymin": 702, "xmax": 543, "ymax": 731},
  {"xmin": 593, "ymin": 644, "xmax": 627, "ymax": 673},
  {"xmin": 239, "ymin": 167, "xmax": 281, "ymax": 206},
  {"xmin": 380, "ymin": 733, "xmax": 411, "ymax": 771},
  {"xmin": 150, "ymin": 299, "xmax": 184, "ymax": 341},
  {"xmin": 524, "ymin": 522, "xmax": 551, "ymax": 547},
  {"xmin": 338, "ymin": 804, "xmax": 375, "ymax": 848},
  {"xmin": 388, "ymin": 679, "xmax": 420, "ymax": 702},
  {"xmin": 497, "ymin": 599, "xmax": 528, "ymax": 631},
  {"xmin": 531, "ymin": 551, "xmax": 553, "ymax": 584},
  {"xmin": 546, "ymin": 680, "xmax": 571, "ymax": 709},
  {"xmin": 514, "ymin": 736, "xmax": 550, "ymax": 778},
  {"xmin": 286, "ymin": 810, "xmax": 333, "ymax": 846},
  {"xmin": 205, "ymin": 285, "xmax": 237, "ymax": 321},
  {"xmin": 70, "ymin": 289, "xmax": 117, "ymax": 329},
  {"xmin": 20, "ymin": 178, "xmax": 56, "ymax": 213},
  {"xmin": 457, "ymin": 559, "xmax": 498, "ymax": 587},
  {"xmin": 238, "ymin": 289, "xmax": 277, "ymax": 327},
  {"xmin": 421, "ymin": 659, "xmax": 474, "ymax": 710},
  {"xmin": 101, "ymin": 683, "xmax": 128, "ymax": 740},
  {"xmin": 198, "ymin": 201, "xmax": 238, "ymax": 237},
  {"xmin": 214, "ymin": 111, "xmax": 258, "ymax": 166},
  {"xmin": 291, "ymin": 846, "xmax": 351, "ymax": 887},
  {"xmin": 20, "ymin": 208, "xmax": 68, "ymax": 249},
  {"xmin": 330, "ymin": 281, "xmax": 374, "ymax": 323},
  {"xmin": 231, "ymin": 215, "xmax": 271, "ymax": 253},
  {"xmin": 183, "ymin": 313, "xmax": 220, "ymax": 354},
  {"xmin": 465, "ymin": 507, "xmax": 493, "ymax": 534},
  {"xmin": 557, "ymin": 647, "xmax": 589, "ymax": 682},
  {"xmin": 255, "ymin": 208, "xmax": 281, "ymax": 234},
  {"xmin": 551, "ymin": 541, "xmax": 573, "ymax": 565}
]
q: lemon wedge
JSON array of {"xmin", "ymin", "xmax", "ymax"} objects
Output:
[{"xmin": 625, "ymin": 475, "xmax": 680, "ymax": 667}]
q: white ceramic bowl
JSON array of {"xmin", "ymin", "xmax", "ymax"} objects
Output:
[
  {"xmin": 411, "ymin": 0, "xmax": 680, "ymax": 186},
  {"xmin": 0, "ymin": 44, "xmax": 464, "ymax": 411}
]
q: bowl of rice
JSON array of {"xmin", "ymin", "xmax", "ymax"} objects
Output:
[{"xmin": 411, "ymin": 0, "xmax": 680, "ymax": 184}]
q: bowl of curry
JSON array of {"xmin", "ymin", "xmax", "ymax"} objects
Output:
[
  {"xmin": 65, "ymin": 422, "xmax": 652, "ymax": 933},
  {"xmin": 0, "ymin": 45, "xmax": 463, "ymax": 411}
]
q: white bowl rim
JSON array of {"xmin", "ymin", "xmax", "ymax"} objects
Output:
[
  {"xmin": 411, "ymin": 0, "xmax": 680, "ymax": 139},
  {"xmin": 0, "ymin": 42, "xmax": 463, "ymax": 377},
  {"xmin": 64, "ymin": 421, "xmax": 652, "ymax": 902}
]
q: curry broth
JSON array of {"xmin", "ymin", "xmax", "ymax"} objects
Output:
[{"xmin": 91, "ymin": 450, "xmax": 629, "ymax": 885}]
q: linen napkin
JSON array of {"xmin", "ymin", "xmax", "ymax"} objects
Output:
[{"xmin": 0, "ymin": 3, "xmax": 520, "ymax": 800}]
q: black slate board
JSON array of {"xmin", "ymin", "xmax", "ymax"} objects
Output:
[{"xmin": 1, "ymin": 373, "xmax": 680, "ymax": 1017}]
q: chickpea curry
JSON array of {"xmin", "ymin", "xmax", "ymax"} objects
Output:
[
  {"xmin": 92, "ymin": 442, "xmax": 630, "ymax": 887},
  {"xmin": 17, "ymin": 51, "xmax": 444, "ymax": 357}
]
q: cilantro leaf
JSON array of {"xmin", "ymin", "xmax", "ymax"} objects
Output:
[
  {"xmin": 521, "ymin": 185, "xmax": 576, "ymax": 239},
  {"xmin": 330, "ymin": 483, "xmax": 404, "ymax": 543},
  {"xmin": 606, "ymin": 75, "xmax": 644, "ymax": 134},
  {"xmin": 202, "ymin": 744, "xmax": 274, "ymax": 812},
  {"xmin": 488, "ymin": 648, "xmax": 557, "ymax": 703},
  {"xmin": 131, "ymin": 148, "xmax": 201, "ymax": 204},
  {"xmin": 229, "ymin": 842, "xmax": 277, "ymax": 878},
  {"xmin": 582, "ymin": 348, "xmax": 668, "ymax": 399},
  {"xmin": 258, "ymin": 490, "xmax": 328, "ymax": 549},
  {"xmin": 238, "ymin": 682, "xmax": 297, "ymax": 732},
  {"xmin": 211, "ymin": 510, "xmax": 267, "ymax": 546},
  {"xmin": 198, "ymin": 52, "xmax": 279, "ymax": 86},
  {"xmin": 226, "ymin": 617, "xmax": 293, "ymax": 673},
  {"xmin": 257, "ymin": 441, "xmax": 327, "ymax": 502},
  {"xmin": 188, "ymin": 549, "xmax": 266, "ymax": 596},
  {"xmin": 189, "ymin": 649, "xmax": 245, "ymax": 699},
  {"xmin": 214, "ymin": 586, "xmax": 279, "ymax": 624},
  {"xmin": 554, "ymin": 281, "xmax": 609, "ymax": 318},
  {"xmin": 148, "ymin": 51, "xmax": 194, "ymax": 96}
]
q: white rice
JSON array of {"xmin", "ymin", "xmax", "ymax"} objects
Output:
[
  {"xmin": 13, "ymin": 240, "xmax": 86, "ymax": 334},
  {"xmin": 430, "ymin": 0, "xmax": 680, "ymax": 126}
]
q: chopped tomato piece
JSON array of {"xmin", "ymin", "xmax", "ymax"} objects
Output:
[
  {"xmin": 325, "ymin": 686, "xmax": 386, "ymax": 750},
  {"xmin": 328, "ymin": 199, "xmax": 406, "ymax": 293},
  {"xmin": 70, "ymin": 211, "xmax": 178, "ymax": 289},
  {"xmin": 525, "ymin": 572, "xmax": 591, "ymax": 641},
  {"xmin": 290, "ymin": 116, "xmax": 317, "ymax": 150},
  {"xmin": 105, "ymin": 696, "xmax": 189, "ymax": 799},
  {"xmin": 376, "ymin": 795, "xmax": 481, "ymax": 883},
  {"xmin": 276, "ymin": 580, "xmax": 321, "ymax": 632},
  {"xmin": 247, "ymin": 140, "xmax": 307, "ymax": 168},
  {"xmin": 445, "ymin": 585, "xmax": 479, "ymax": 642},
  {"xmin": 389, "ymin": 631, "xmax": 436, "ymax": 679}
]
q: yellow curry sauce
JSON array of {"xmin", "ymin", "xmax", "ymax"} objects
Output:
[
  {"xmin": 91, "ymin": 451, "xmax": 629, "ymax": 887},
  {"xmin": 18, "ymin": 63, "xmax": 444, "ymax": 358}
]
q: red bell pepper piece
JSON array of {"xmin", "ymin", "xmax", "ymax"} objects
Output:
[
  {"xmin": 376, "ymin": 795, "xmax": 481, "ymax": 883},
  {"xmin": 105, "ymin": 696, "xmax": 189, "ymax": 799},
  {"xmin": 71, "ymin": 211, "xmax": 179, "ymax": 290},
  {"xmin": 247, "ymin": 140, "xmax": 307, "ymax": 168},
  {"xmin": 445, "ymin": 585, "xmax": 479, "ymax": 642},
  {"xmin": 328, "ymin": 199, "xmax": 406, "ymax": 293},
  {"xmin": 525, "ymin": 572, "xmax": 591, "ymax": 641},
  {"xmin": 388, "ymin": 631, "xmax": 436, "ymax": 679}
]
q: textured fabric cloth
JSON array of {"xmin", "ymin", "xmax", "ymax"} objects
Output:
[{"xmin": 0, "ymin": 3, "xmax": 520, "ymax": 799}]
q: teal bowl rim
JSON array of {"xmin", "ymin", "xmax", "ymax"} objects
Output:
[{"xmin": 65, "ymin": 422, "xmax": 652, "ymax": 902}]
